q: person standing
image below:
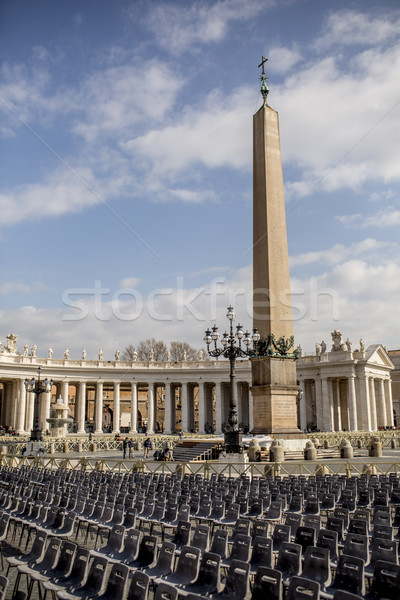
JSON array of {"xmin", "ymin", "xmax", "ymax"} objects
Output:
[
  {"xmin": 143, "ymin": 437, "xmax": 151, "ymax": 458},
  {"xmin": 123, "ymin": 437, "xmax": 128, "ymax": 459},
  {"xmin": 128, "ymin": 438, "xmax": 135, "ymax": 459}
]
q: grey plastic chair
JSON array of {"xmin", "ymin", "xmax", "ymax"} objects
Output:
[
  {"xmin": 142, "ymin": 541, "xmax": 176, "ymax": 582},
  {"xmin": 0, "ymin": 575, "xmax": 8, "ymax": 600},
  {"xmin": 6, "ymin": 530, "xmax": 48, "ymax": 577},
  {"xmin": 179, "ymin": 551, "xmax": 221, "ymax": 597},
  {"xmin": 41, "ymin": 546, "xmax": 90, "ymax": 598},
  {"xmin": 323, "ymin": 554, "xmax": 365, "ymax": 599},
  {"xmin": 155, "ymin": 545, "xmax": 201, "ymax": 587},
  {"xmin": 154, "ymin": 582, "xmax": 178, "ymax": 600},
  {"xmin": 56, "ymin": 555, "xmax": 108, "ymax": 600},
  {"xmin": 249, "ymin": 536, "xmax": 272, "ymax": 574},
  {"xmin": 286, "ymin": 576, "xmax": 320, "ymax": 600},
  {"xmin": 211, "ymin": 559, "xmax": 250, "ymax": 600},
  {"xmin": 16, "ymin": 537, "xmax": 62, "ymax": 599},
  {"xmin": 275, "ymin": 542, "xmax": 302, "ymax": 586},
  {"xmin": 301, "ymin": 545, "xmax": 331, "ymax": 591},
  {"xmin": 210, "ymin": 528, "xmax": 228, "ymax": 559},
  {"xmin": 126, "ymin": 570, "xmax": 150, "ymax": 600},
  {"xmin": 250, "ymin": 566, "xmax": 282, "ymax": 600},
  {"xmin": 96, "ymin": 563, "xmax": 129, "ymax": 600}
]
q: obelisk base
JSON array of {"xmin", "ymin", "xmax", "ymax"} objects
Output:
[{"xmin": 251, "ymin": 383, "xmax": 300, "ymax": 434}]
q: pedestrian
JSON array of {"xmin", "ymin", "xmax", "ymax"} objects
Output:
[
  {"xmin": 128, "ymin": 438, "xmax": 135, "ymax": 459},
  {"xmin": 123, "ymin": 437, "xmax": 128, "ymax": 459},
  {"xmin": 144, "ymin": 437, "xmax": 152, "ymax": 458}
]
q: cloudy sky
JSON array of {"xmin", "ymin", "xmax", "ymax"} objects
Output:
[{"xmin": 1, "ymin": 0, "xmax": 400, "ymax": 359}]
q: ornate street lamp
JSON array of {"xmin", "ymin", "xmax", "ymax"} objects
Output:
[
  {"xmin": 204, "ymin": 306, "xmax": 260, "ymax": 454},
  {"xmin": 25, "ymin": 367, "xmax": 53, "ymax": 442}
]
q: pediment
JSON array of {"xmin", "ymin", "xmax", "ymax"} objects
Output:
[{"xmin": 365, "ymin": 344, "xmax": 395, "ymax": 369}]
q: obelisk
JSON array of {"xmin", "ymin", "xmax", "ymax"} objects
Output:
[{"xmin": 251, "ymin": 57, "xmax": 300, "ymax": 434}]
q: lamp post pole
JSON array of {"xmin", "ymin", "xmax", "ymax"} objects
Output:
[
  {"xmin": 24, "ymin": 367, "xmax": 53, "ymax": 442},
  {"xmin": 204, "ymin": 306, "xmax": 260, "ymax": 453}
]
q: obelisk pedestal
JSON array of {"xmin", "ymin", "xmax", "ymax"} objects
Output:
[{"xmin": 251, "ymin": 64, "xmax": 300, "ymax": 435}]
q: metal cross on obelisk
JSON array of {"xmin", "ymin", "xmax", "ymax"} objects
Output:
[{"xmin": 258, "ymin": 56, "xmax": 269, "ymax": 102}]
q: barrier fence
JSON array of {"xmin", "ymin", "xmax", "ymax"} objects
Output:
[{"xmin": 1, "ymin": 454, "xmax": 400, "ymax": 479}]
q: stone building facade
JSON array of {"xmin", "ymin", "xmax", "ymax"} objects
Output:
[{"xmin": 0, "ymin": 332, "xmax": 396, "ymax": 435}]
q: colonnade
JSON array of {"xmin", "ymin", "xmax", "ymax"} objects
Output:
[
  {"xmin": 299, "ymin": 374, "xmax": 394, "ymax": 432},
  {"xmin": 0, "ymin": 375, "xmax": 251, "ymax": 436}
]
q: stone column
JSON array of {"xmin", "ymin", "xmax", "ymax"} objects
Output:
[
  {"xmin": 95, "ymin": 381, "xmax": 103, "ymax": 433},
  {"xmin": 369, "ymin": 378, "xmax": 377, "ymax": 431},
  {"xmin": 15, "ymin": 379, "xmax": 27, "ymax": 434},
  {"xmin": 77, "ymin": 382, "xmax": 86, "ymax": 434},
  {"xmin": 314, "ymin": 378, "xmax": 323, "ymax": 431},
  {"xmin": 348, "ymin": 375, "xmax": 358, "ymax": 431},
  {"xmin": 358, "ymin": 375, "xmax": 371, "ymax": 431},
  {"xmin": 61, "ymin": 381, "xmax": 69, "ymax": 405},
  {"xmin": 299, "ymin": 379, "xmax": 307, "ymax": 431},
  {"xmin": 39, "ymin": 389, "xmax": 51, "ymax": 433},
  {"xmin": 248, "ymin": 384, "xmax": 254, "ymax": 432},
  {"xmin": 332, "ymin": 379, "xmax": 341, "ymax": 431},
  {"xmin": 215, "ymin": 382, "xmax": 223, "ymax": 434},
  {"xmin": 321, "ymin": 376, "xmax": 332, "ymax": 431},
  {"xmin": 130, "ymin": 382, "xmax": 138, "ymax": 434},
  {"xmin": 113, "ymin": 382, "xmax": 120, "ymax": 433},
  {"xmin": 10, "ymin": 381, "xmax": 18, "ymax": 429},
  {"xmin": 147, "ymin": 383, "xmax": 155, "ymax": 434},
  {"xmin": 181, "ymin": 383, "xmax": 189, "ymax": 432},
  {"xmin": 163, "ymin": 383, "xmax": 171, "ymax": 434},
  {"xmin": 198, "ymin": 382, "xmax": 205, "ymax": 434},
  {"xmin": 25, "ymin": 391, "xmax": 35, "ymax": 433},
  {"xmin": 376, "ymin": 379, "xmax": 387, "ymax": 428},
  {"xmin": 384, "ymin": 378, "xmax": 394, "ymax": 427}
]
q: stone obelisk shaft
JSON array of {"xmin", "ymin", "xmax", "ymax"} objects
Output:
[{"xmin": 252, "ymin": 101, "xmax": 299, "ymax": 434}]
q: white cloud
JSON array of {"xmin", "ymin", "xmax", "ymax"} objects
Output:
[
  {"xmin": 337, "ymin": 207, "xmax": 400, "ymax": 228},
  {"xmin": 0, "ymin": 282, "xmax": 47, "ymax": 295},
  {"xmin": 315, "ymin": 9, "xmax": 400, "ymax": 49},
  {"xmin": 268, "ymin": 45, "xmax": 303, "ymax": 74},
  {"xmin": 73, "ymin": 62, "xmax": 184, "ymax": 142},
  {"xmin": 141, "ymin": 0, "xmax": 270, "ymax": 54},
  {"xmin": 119, "ymin": 277, "xmax": 141, "ymax": 288},
  {"xmin": 123, "ymin": 87, "xmax": 253, "ymax": 175},
  {"xmin": 275, "ymin": 41, "xmax": 400, "ymax": 195},
  {"xmin": 290, "ymin": 238, "xmax": 397, "ymax": 268},
  {"xmin": 0, "ymin": 167, "xmax": 101, "ymax": 226}
]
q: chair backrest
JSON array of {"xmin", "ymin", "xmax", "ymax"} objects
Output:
[
  {"xmin": 194, "ymin": 551, "xmax": 221, "ymax": 592},
  {"xmin": 39, "ymin": 537, "xmax": 62, "ymax": 570},
  {"xmin": 154, "ymin": 541, "xmax": 176, "ymax": 574},
  {"xmin": 53, "ymin": 540, "xmax": 77, "ymax": 578},
  {"xmin": 123, "ymin": 507, "xmax": 137, "ymax": 529},
  {"xmin": 343, "ymin": 533, "xmax": 369, "ymax": 563},
  {"xmin": 191, "ymin": 524, "xmax": 210, "ymax": 553},
  {"xmin": 225, "ymin": 503, "xmax": 240, "ymax": 522},
  {"xmin": 250, "ymin": 566, "xmax": 282, "ymax": 600},
  {"xmin": 303, "ymin": 515, "xmax": 321, "ymax": 535},
  {"xmin": 174, "ymin": 545, "xmax": 201, "ymax": 582},
  {"xmin": 372, "ymin": 524, "xmax": 393, "ymax": 541},
  {"xmin": 153, "ymin": 582, "xmax": 178, "ymax": 600},
  {"xmin": 284, "ymin": 513, "xmax": 301, "ymax": 538},
  {"xmin": 210, "ymin": 528, "xmax": 228, "ymax": 559},
  {"xmin": 105, "ymin": 524, "xmax": 125, "ymax": 553},
  {"xmin": 232, "ymin": 518, "xmax": 251, "ymax": 539},
  {"xmin": 326, "ymin": 517, "xmax": 345, "ymax": 542},
  {"xmin": 302, "ymin": 545, "xmax": 331, "ymax": 588},
  {"xmin": 294, "ymin": 526, "xmax": 316, "ymax": 554},
  {"xmin": 276, "ymin": 542, "xmax": 302, "ymax": 580},
  {"xmin": 348, "ymin": 518, "xmax": 368, "ymax": 536},
  {"xmin": 286, "ymin": 576, "xmax": 320, "ymax": 600},
  {"xmin": 82, "ymin": 555, "xmax": 108, "ymax": 596},
  {"xmin": 230, "ymin": 534, "xmax": 252, "ymax": 562},
  {"xmin": 334, "ymin": 507, "xmax": 349, "ymax": 530},
  {"xmin": 29, "ymin": 530, "xmax": 48, "ymax": 562},
  {"xmin": 126, "ymin": 570, "xmax": 150, "ymax": 600},
  {"xmin": 369, "ymin": 538, "xmax": 397, "ymax": 569},
  {"xmin": 250, "ymin": 536, "xmax": 272, "ymax": 570},
  {"xmin": 103, "ymin": 563, "xmax": 129, "ymax": 598},
  {"xmin": 272, "ymin": 524, "xmax": 291, "ymax": 552},
  {"xmin": 370, "ymin": 560, "xmax": 400, "ymax": 599},
  {"xmin": 68, "ymin": 547, "xmax": 91, "ymax": 587},
  {"xmin": 136, "ymin": 535, "xmax": 158, "ymax": 567},
  {"xmin": 333, "ymin": 554, "xmax": 365, "ymax": 597},
  {"xmin": 223, "ymin": 559, "xmax": 250, "ymax": 600},
  {"xmin": 173, "ymin": 521, "xmax": 191, "ymax": 548}
]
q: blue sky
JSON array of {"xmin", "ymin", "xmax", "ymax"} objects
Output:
[{"xmin": 1, "ymin": 0, "xmax": 400, "ymax": 359}]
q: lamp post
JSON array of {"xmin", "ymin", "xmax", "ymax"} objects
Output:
[
  {"xmin": 204, "ymin": 306, "xmax": 260, "ymax": 454},
  {"xmin": 24, "ymin": 367, "xmax": 53, "ymax": 442}
]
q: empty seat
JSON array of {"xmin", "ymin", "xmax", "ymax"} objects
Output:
[{"xmin": 286, "ymin": 576, "xmax": 320, "ymax": 600}]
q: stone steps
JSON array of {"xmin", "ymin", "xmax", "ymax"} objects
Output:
[{"xmin": 173, "ymin": 440, "xmax": 222, "ymax": 462}]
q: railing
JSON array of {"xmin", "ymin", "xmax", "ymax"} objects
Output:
[{"xmin": 2, "ymin": 454, "xmax": 400, "ymax": 479}]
